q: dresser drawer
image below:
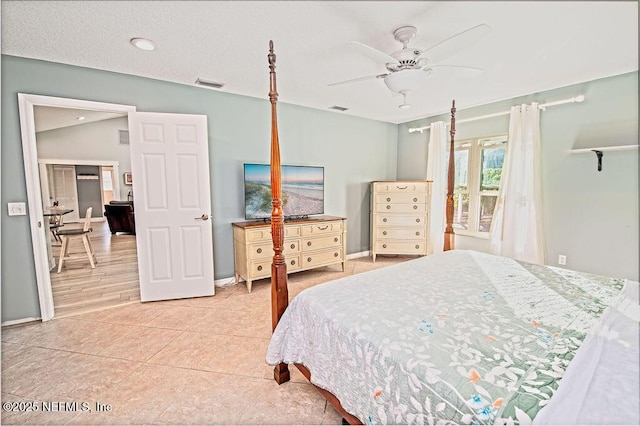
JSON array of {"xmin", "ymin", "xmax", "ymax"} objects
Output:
[
  {"xmin": 373, "ymin": 182, "xmax": 429, "ymax": 193},
  {"xmin": 374, "ymin": 241, "xmax": 427, "ymax": 254},
  {"xmin": 301, "ymin": 221, "xmax": 343, "ymax": 236},
  {"xmin": 375, "ymin": 203, "xmax": 427, "ymax": 213},
  {"xmin": 375, "ymin": 214, "xmax": 427, "ymax": 226},
  {"xmin": 246, "ymin": 225, "xmax": 301, "ymax": 243},
  {"xmin": 376, "ymin": 227, "xmax": 426, "ymax": 240},
  {"xmin": 302, "ymin": 248, "xmax": 343, "ymax": 268},
  {"xmin": 302, "ymin": 234, "xmax": 342, "ymax": 251},
  {"xmin": 286, "ymin": 255, "xmax": 302, "ymax": 272},
  {"xmin": 374, "ymin": 193, "xmax": 428, "ymax": 204},
  {"xmin": 248, "ymin": 258, "xmax": 272, "ymax": 278},
  {"xmin": 249, "ymin": 255, "xmax": 302, "ymax": 276},
  {"xmin": 249, "ymin": 240, "xmax": 300, "ymax": 259}
]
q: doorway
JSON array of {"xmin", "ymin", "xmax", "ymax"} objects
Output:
[
  {"xmin": 19, "ymin": 94, "xmax": 216, "ymax": 321},
  {"xmin": 19, "ymin": 94, "xmax": 137, "ymax": 320}
]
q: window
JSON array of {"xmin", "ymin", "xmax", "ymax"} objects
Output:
[{"xmin": 448, "ymin": 135, "xmax": 507, "ymax": 236}]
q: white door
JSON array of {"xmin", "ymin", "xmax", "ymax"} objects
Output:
[{"xmin": 129, "ymin": 112, "xmax": 214, "ymax": 301}]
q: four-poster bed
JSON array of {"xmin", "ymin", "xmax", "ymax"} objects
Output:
[{"xmin": 264, "ymin": 42, "xmax": 639, "ymax": 425}]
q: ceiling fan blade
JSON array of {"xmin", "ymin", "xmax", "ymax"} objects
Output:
[
  {"xmin": 348, "ymin": 41, "xmax": 399, "ymax": 64},
  {"xmin": 425, "ymin": 64, "xmax": 484, "ymax": 72},
  {"xmin": 328, "ymin": 73, "xmax": 388, "ymax": 87},
  {"xmin": 417, "ymin": 24, "xmax": 491, "ymax": 64}
]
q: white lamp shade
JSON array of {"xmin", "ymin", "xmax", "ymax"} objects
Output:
[{"xmin": 383, "ymin": 69, "xmax": 428, "ymax": 93}]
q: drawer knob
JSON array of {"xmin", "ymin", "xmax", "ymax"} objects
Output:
[
  {"xmin": 318, "ymin": 225, "xmax": 329, "ymax": 230},
  {"xmin": 257, "ymin": 248, "xmax": 262, "ymax": 254},
  {"xmin": 307, "ymin": 241, "xmax": 312, "ymax": 247},
  {"xmin": 413, "ymin": 197, "xmax": 418, "ymax": 202},
  {"xmin": 416, "ymin": 218, "xmax": 421, "ymax": 223},
  {"xmin": 383, "ymin": 244, "xmax": 387, "ymax": 248},
  {"xmin": 290, "ymin": 243, "xmax": 295, "ymax": 249},
  {"xmin": 386, "ymin": 197, "xmax": 391, "ymax": 202},
  {"xmin": 413, "ymin": 205, "xmax": 418, "ymax": 210},
  {"xmin": 290, "ymin": 260, "xmax": 296, "ymax": 266},
  {"xmin": 386, "ymin": 205, "xmax": 391, "ymax": 209},
  {"xmin": 383, "ymin": 231, "xmax": 387, "ymax": 236},
  {"xmin": 383, "ymin": 218, "xmax": 388, "ymax": 223},
  {"xmin": 415, "ymin": 245, "xmax": 420, "ymax": 249},
  {"xmin": 307, "ymin": 257, "xmax": 312, "ymax": 262},
  {"xmin": 416, "ymin": 231, "xmax": 420, "ymax": 236},
  {"xmin": 334, "ymin": 252, "xmax": 339, "ymax": 257},
  {"xmin": 334, "ymin": 237, "xmax": 338, "ymax": 243},
  {"xmin": 257, "ymin": 265, "xmax": 263, "ymax": 271}
]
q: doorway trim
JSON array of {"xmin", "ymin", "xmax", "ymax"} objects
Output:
[{"xmin": 18, "ymin": 93, "xmax": 136, "ymax": 321}]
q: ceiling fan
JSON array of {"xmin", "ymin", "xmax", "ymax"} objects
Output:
[{"xmin": 330, "ymin": 24, "xmax": 491, "ymax": 109}]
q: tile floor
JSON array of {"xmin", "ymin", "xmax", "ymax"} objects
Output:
[{"xmin": 1, "ymin": 255, "xmax": 411, "ymax": 425}]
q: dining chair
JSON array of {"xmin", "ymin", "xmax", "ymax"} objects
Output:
[
  {"xmin": 57, "ymin": 207, "xmax": 97, "ymax": 272},
  {"xmin": 49, "ymin": 213, "xmax": 65, "ymax": 244}
]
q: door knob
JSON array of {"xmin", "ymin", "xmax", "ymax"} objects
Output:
[{"xmin": 195, "ymin": 214, "xmax": 209, "ymax": 221}]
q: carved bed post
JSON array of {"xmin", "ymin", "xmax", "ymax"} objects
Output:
[
  {"xmin": 268, "ymin": 40, "xmax": 291, "ymax": 384},
  {"xmin": 444, "ymin": 100, "xmax": 456, "ymax": 251}
]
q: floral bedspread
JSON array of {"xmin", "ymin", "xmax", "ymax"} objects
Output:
[{"xmin": 266, "ymin": 250, "xmax": 627, "ymax": 425}]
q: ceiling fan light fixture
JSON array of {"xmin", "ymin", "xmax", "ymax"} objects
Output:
[{"xmin": 384, "ymin": 69, "xmax": 428, "ymax": 93}]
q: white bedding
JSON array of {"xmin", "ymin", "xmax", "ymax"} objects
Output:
[{"xmin": 266, "ymin": 250, "xmax": 638, "ymax": 425}]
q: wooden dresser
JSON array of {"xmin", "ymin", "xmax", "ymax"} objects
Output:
[
  {"xmin": 232, "ymin": 215, "xmax": 347, "ymax": 292},
  {"xmin": 370, "ymin": 181, "xmax": 432, "ymax": 262}
]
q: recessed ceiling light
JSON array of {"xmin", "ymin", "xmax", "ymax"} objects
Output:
[
  {"xmin": 77, "ymin": 116, "xmax": 86, "ymax": 120},
  {"xmin": 130, "ymin": 37, "xmax": 156, "ymax": 51}
]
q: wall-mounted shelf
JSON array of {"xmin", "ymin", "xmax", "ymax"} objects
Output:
[
  {"xmin": 568, "ymin": 145, "xmax": 638, "ymax": 154},
  {"xmin": 567, "ymin": 145, "xmax": 637, "ymax": 172}
]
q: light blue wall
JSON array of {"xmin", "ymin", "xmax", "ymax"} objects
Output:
[
  {"xmin": 398, "ymin": 71, "xmax": 639, "ymax": 281},
  {"xmin": 1, "ymin": 55, "xmax": 397, "ymax": 322}
]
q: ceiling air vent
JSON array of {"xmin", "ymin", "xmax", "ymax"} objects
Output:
[
  {"xmin": 329, "ymin": 105, "xmax": 349, "ymax": 112},
  {"xmin": 195, "ymin": 78, "xmax": 225, "ymax": 89}
]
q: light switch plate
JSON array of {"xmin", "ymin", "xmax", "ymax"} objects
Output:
[{"xmin": 8, "ymin": 202, "xmax": 27, "ymax": 216}]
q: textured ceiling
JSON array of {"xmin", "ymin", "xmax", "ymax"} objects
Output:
[
  {"xmin": 34, "ymin": 107, "xmax": 126, "ymax": 133},
  {"xmin": 2, "ymin": 1, "xmax": 638, "ymax": 124}
]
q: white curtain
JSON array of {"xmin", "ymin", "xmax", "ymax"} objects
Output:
[
  {"xmin": 426, "ymin": 121, "xmax": 448, "ymax": 254},
  {"xmin": 489, "ymin": 103, "xmax": 545, "ymax": 264}
]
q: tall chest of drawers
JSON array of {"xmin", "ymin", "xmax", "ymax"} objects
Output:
[
  {"xmin": 370, "ymin": 181, "xmax": 432, "ymax": 262},
  {"xmin": 232, "ymin": 215, "xmax": 346, "ymax": 292}
]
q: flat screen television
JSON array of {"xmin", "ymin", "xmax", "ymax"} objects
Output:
[{"xmin": 243, "ymin": 163, "xmax": 324, "ymax": 220}]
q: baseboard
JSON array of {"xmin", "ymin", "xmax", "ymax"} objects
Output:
[
  {"xmin": 215, "ymin": 276, "xmax": 238, "ymax": 287},
  {"xmin": 347, "ymin": 250, "xmax": 370, "ymax": 260},
  {"xmin": 2, "ymin": 317, "xmax": 41, "ymax": 327}
]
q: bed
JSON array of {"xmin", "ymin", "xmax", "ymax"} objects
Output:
[{"xmin": 262, "ymin": 42, "xmax": 639, "ymax": 425}]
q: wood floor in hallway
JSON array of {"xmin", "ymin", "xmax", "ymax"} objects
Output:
[{"xmin": 50, "ymin": 220, "xmax": 140, "ymax": 318}]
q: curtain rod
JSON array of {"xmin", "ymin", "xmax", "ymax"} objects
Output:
[{"xmin": 408, "ymin": 95, "xmax": 585, "ymax": 134}]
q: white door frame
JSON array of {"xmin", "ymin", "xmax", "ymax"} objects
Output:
[{"xmin": 18, "ymin": 93, "xmax": 136, "ymax": 321}]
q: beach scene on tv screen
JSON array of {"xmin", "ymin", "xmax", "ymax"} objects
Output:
[{"xmin": 244, "ymin": 164, "xmax": 324, "ymax": 219}]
